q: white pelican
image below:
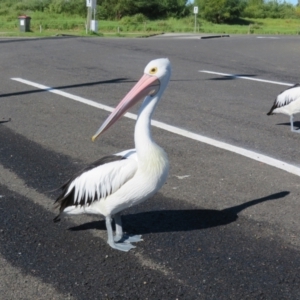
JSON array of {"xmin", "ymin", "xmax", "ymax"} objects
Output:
[
  {"xmin": 267, "ymin": 84, "xmax": 300, "ymax": 132},
  {"xmin": 54, "ymin": 58, "xmax": 172, "ymax": 251}
]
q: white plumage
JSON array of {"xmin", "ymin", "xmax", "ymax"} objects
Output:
[
  {"xmin": 67, "ymin": 153, "xmax": 137, "ymax": 206},
  {"xmin": 54, "ymin": 58, "xmax": 172, "ymax": 251},
  {"xmin": 267, "ymin": 84, "xmax": 300, "ymax": 132}
]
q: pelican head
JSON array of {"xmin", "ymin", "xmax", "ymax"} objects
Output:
[{"xmin": 92, "ymin": 58, "xmax": 171, "ymax": 141}]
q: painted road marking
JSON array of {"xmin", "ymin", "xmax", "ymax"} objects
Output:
[
  {"xmin": 199, "ymin": 70, "xmax": 293, "ymax": 87},
  {"xmin": 256, "ymin": 36, "xmax": 280, "ymax": 39},
  {"xmin": 11, "ymin": 77, "xmax": 300, "ymax": 177}
]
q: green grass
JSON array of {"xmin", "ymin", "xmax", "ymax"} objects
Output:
[
  {"xmin": 0, "ymin": 11, "xmax": 300, "ymax": 37},
  {"xmin": 246, "ymin": 18, "xmax": 300, "ymax": 35}
]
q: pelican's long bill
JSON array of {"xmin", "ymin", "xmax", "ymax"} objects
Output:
[{"xmin": 92, "ymin": 74, "xmax": 160, "ymax": 141}]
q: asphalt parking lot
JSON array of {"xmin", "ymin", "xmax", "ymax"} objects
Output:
[{"xmin": 0, "ymin": 34, "xmax": 300, "ymax": 299}]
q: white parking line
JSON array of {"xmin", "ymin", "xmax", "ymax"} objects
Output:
[
  {"xmin": 256, "ymin": 36, "xmax": 280, "ymax": 39},
  {"xmin": 199, "ymin": 70, "xmax": 293, "ymax": 86},
  {"xmin": 11, "ymin": 77, "xmax": 300, "ymax": 177}
]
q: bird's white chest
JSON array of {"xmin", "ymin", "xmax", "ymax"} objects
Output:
[{"xmin": 104, "ymin": 147, "xmax": 169, "ymax": 215}]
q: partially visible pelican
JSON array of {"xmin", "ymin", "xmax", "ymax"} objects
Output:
[
  {"xmin": 267, "ymin": 84, "xmax": 300, "ymax": 132},
  {"xmin": 54, "ymin": 58, "xmax": 172, "ymax": 251}
]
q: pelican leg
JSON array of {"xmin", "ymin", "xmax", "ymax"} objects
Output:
[
  {"xmin": 291, "ymin": 115, "xmax": 295, "ymax": 131},
  {"xmin": 290, "ymin": 115, "xmax": 300, "ymax": 133},
  {"xmin": 105, "ymin": 216, "xmax": 135, "ymax": 252},
  {"xmin": 114, "ymin": 213, "xmax": 143, "ymax": 243}
]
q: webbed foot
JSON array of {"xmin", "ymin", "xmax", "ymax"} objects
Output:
[
  {"xmin": 108, "ymin": 241, "xmax": 136, "ymax": 252},
  {"xmin": 114, "ymin": 234, "xmax": 143, "ymax": 243}
]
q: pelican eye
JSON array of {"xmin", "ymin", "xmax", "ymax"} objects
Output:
[{"xmin": 149, "ymin": 67, "xmax": 158, "ymax": 75}]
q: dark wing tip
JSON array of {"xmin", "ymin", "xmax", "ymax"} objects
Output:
[
  {"xmin": 267, "ymin": 107, "xmax": 275, "ymax": 115},
  {"xmin": 267, "ymin": 98, "xmax": 278, "ymax": 115},
  {"xmin": 53, "ymin": 154, "xmax": 126, "ymax": 216}
]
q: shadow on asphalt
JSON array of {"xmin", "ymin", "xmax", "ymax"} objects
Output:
[
  {"xmin": 0, "ymin": 35, "xmax": 79, "ymax": 44},
  {"xmin": 0, "ymin": 118, "xmax": 11, "ymax": 124},
  {"xmin": 207, "ymin": 74, "xmax": 257, "ymax": 81},
  {"xmin": 0, "ymin": 125, "xmax": 290, "ymax": 235},
  {"xmin": 69, "ymin": 191, "xmax": 289, "ymax": 234},
  {"xmin": 277, "ymin": 121, "xmax": 300, "ymax": 129},
  {"xmin": 0, "ymin": 78, "xmax": 132, "ymax": 98},
  {"xmin": 2, "ymin": 78, "xmax": 198, "ymax": 99}
]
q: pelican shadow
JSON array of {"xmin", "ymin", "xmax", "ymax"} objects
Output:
[
  {"xmin": 277, "ymin": 121, "xmax": 300, "ymax": 129},
  {"xmin": 207, "ymin": 74, "xmax": 256, "ymax": 81},
  {"xmin": 0, "ymin": 118, "xmax": 11, "ymax": 124},
  {"xmin": 69, "ymin": 191, "xmax": 289, "ymax": 234},
  {"xmin": 0, "ymin": 78, "xmax": 133, "ymax": 98}
]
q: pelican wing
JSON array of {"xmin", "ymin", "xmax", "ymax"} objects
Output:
[
  {"xmin": 267, "ymin": 84, "xmax": 300, "ymax": 115},
  {"xmin": 55, "ymin": 153, "xmax": 137, "ymax": 213}
]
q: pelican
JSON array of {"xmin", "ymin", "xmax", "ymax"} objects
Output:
[
  {"xmin": 267, "ymin": 83, "xmax": 300, "ymax": 132},
  {"xmin": 54, "ymin": 58, "xmax": 172, "ymax": 251}
]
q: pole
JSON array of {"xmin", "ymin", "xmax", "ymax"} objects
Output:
[
  {"xmin": 193, "ymin": 6, "xmax": 198, "ymax": 33},
  {"xmin": 87, "ymin": 6, "xmax": 91, "ymax": 32}
]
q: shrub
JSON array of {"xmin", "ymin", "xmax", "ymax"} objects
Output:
[
  {"xmin": 120, "ymin": 14, "xmax": 147, "ymax": 25},
  {"xmin": 0, "ymin": 8, "xmax": 9, "ymax": 16},
  {"xmin": 132, "ymin": 13, "xmax": 147, "ymax": 23}
]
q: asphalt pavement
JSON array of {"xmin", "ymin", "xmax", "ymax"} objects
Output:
[{"xmin": 1, "ymin": 34, "xmax": 300, "ymax": 299}]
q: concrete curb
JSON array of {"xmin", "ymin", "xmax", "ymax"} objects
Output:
[
  {"xmin": 137, "ymin": 32, "xmax": 164, "ymax": 38},
  {"xmin": 200, "ymin": 34, "xmax": 230, "ymax": 39}
]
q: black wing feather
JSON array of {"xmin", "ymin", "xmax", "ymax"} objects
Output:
[
  {"xmin": 53, "ymin": 155, "xmax": 125, "ymax": 222},
  {"xmin": 267, "ymin": 83, "xmax": 300, "ymax": 115}
]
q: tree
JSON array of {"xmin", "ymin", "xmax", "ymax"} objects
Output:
[
  {"xmin": 196, "ymin": 0, "xmax": 246, "ymax": 23},
  {"xmin": 155, "ymin": 0, "xmax": 190, "ymax": 18},
  {"xmin": 49, "ymin": 0, "xmax": 86, "ymax": 16},
  {"xmin": 247, "ymin": 0, "xmax": 263, "ymax": 5},
  {"xmin": 242, "ymin": 0, "xmax": 298, "ymax": 18},
  {"xmin": 99, "ymin": 0, "xmax": 189, "ymax": 20}
]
